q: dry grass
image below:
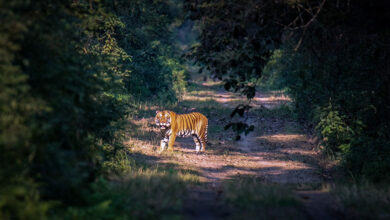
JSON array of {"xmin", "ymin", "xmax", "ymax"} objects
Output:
[
  {"xmin": 222, "ymin": 176, "xmax": 308, "ymax": 220},
  {"xmin": 331, "ymin": 182, "xmax": 390, "ymax": 219}
]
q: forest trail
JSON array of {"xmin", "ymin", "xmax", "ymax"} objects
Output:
[{"xmin": 129, "ymin": 81, "xmax": 338, "ymax": 219}]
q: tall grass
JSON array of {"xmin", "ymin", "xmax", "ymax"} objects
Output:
[
  {"xmin": 49, "ymin": 147, "xmax": 199, "ymax": 219},
  {"xmin": 222, "ymin": 176, "xmax": 308, "ymax": 219},
  {"xmin": 331, "ymin": 182, "xmax": 390, "ymax": 219}
]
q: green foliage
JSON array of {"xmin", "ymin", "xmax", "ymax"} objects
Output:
[
  {"xmin": 316, "ymin": 102, "xmax": 353, "ymax": 155},
  {"xmin": 183, "ymin": 0, "xmax": 313, "ymax": 138},
  {"xmin": 0, "ymin": 178, "xmax": 51, "ymax": 220},
  {"xmin": 1, "ymin": 0, "xmax": 188, "ymax": 218},
  {"xmin": 187, "ymin": 0, "xmax": 390, "ymax": 181},
  {"xmin": 102, "ymin": 149, "xmax": 135, "ymax": 176},
  {"xmin": 266, "ymin": 42, "xmax": 390, "ymax": 180},
  {"xmin": 0, "ymin": 1, "xmax": 55, "ymax": 217},
  {"xmin": 344, "ymin": 137, "xmax": 390, "ymax": 182},
  {"xmin": 166, "ymin": 58, "xmax": 187, "ymax": 99},
  {"xmin": 185, "ymin": 0, "xmax": 289, "ymax": 86},
  {"xmin": 18, "ymin": 0, "xmax": 131, "ymax": 204},
  {"xmin": 259, "ymin": 50, "xmax": 285, "ymax": 90},
  {"xmin": 262, "ymin": 4, "xmax": 390, "ymax": 179},
  {"xmin": 107, "ymin": 0, "xmax": 187, "ymax": 103}
]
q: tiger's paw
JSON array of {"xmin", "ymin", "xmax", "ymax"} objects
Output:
[{"xmin": 195, "ymin": 149, "xmax": 205, "ymax": 154}]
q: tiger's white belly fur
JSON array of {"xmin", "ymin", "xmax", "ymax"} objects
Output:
[
  {"xmin": 164, "ymin": 129, "xmax": 197, "ymax": 138},
  {"xmin": 162, "ymin": 129, "xmax": 201, "ymax": 151},
  {"xmin": 176, "ymin": 129, "xmax": 196, "ymax": 138}
]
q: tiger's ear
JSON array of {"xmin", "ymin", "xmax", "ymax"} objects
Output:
[{"xmin": 156, "ymin": 110, "xmax": 160, "ymax": 114}]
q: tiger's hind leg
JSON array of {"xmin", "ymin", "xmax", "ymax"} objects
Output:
[
  {"xmin": 192, "ymin": 135, "xmax": 201, "ymax": 153},
  {"xmin": 194, "ymin": 134, "xmax": 206, "ymax": 153},
  {"xmin": 199, "ymin": 123, "xmax": 208, "ymax": 152},
  {"xmin": 200, "ymin": 137, "xmax": 207, "ymax": 152}
]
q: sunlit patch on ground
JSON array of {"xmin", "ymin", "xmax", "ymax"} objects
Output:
[
  {"xmin": 127, "ymin": 80, "xmax": 324, "ymax": 186},
  {"xmin": 185, "ymin": 82, "xmax": 292, "ymax": 110},
  {"xmin": 254, "ymin": 95, "xmax": 291, "ymax": 103},
  {"xmin": 258, "ymin": 134, "xmax": 307, "ymax": 143},
  {"xmin": 253, "ymin": 91, "xmax": 292, "ymax": 108},
  {"xmin": 201, "ymin": 81, "xmax": 223, "ymax": 87},
  {"xmin": 183, "ymin": 88, "xmax": 243, "ymax": 104}
]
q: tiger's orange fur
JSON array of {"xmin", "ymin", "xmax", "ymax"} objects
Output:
[{"xmin": 155, "ymin": 110, "xmax": 208, "ymax": 152}]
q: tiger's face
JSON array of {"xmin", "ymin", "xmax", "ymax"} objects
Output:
[{"xmin": 155, "ymin": 111, "xmax": 171, "ymax": 130}]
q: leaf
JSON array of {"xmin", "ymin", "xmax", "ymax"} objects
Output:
[
  {"xmin": 244, "ymin": 85, "xmax": 256, "ymax": 99},
  {"xmin": 238, "ymin": 108, "xmax": 245, "ymax": 117},
  {"xmin": 224, "ymin": 82, "xmax": 231, "ymax": 91},
  {"xmin": 224, "ymin": 123, "xmax": 232, "ymax": 130}
]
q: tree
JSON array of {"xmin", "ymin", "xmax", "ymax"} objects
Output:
[
  {"xmin": 185, "ymin": 0, "xmax": 390, "ymax": 180},
  {"xmin": 0, "ymin": 0, "xmax": 188, "ymax": 218}
]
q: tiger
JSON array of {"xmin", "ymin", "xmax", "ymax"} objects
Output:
[{"xmin": 155, "ymin": 110, "xmax": 208, "ymax": 153}]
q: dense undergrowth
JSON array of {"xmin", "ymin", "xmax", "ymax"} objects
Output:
[
  {"xmin": 262, "ymin": 43, "xmax": 390, "ymax": 182},
  {"xmin": 0, "ymin": 0, "xmax": 189, "ymax": 219}
]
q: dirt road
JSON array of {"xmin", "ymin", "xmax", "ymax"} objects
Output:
[{"xmin": 129, "ymin": 81, "xmax": 338, "ymax": 219}]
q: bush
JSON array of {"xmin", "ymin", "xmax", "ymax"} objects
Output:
[
  {"xmin": 0, "ymin": 177, "xmax": 51, "ymax": 220},
  {"xmin": 0, "ymin": 0, "xmax": 187, "ymax": 218},
  {"xmin": 315, "ymin": 102, "xmax": 353, "ymax": 155},
  {"xmin": 344, "ymin": 137, "xmax": 390, "ymax": 182},
  {"xmin": 262, "ymin": 38, "xmax": 390, "ymax": 181}
]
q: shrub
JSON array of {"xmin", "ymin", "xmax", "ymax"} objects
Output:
[
  {"xmin": 0, "ymin": 0, "xmax": 187, "ymax": 218},
  {"xmin": 315, "ymin": 102, "xmax": 353, "ymax": 155}
]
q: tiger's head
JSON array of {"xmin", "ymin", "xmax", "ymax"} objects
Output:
[{"xmin": 155, "ymin": 110, "xmax": 172, "ymax": 130}]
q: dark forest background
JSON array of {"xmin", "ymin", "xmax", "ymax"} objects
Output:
[
  {"xmin": 1, "ymin": 0, "xmax": 389, "ymax": 219},
  {"xmin": 185, "ymin": 0, "xmax": 390, "ymax": 182}
]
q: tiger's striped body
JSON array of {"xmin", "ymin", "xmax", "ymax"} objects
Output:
[{"xmin": 155, "ymin": 110, "xmax": 208, "ymax": 153}]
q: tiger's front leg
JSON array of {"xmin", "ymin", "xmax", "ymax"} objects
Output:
[
  {"xmin": 167, "ymin": 133, "xmax": 176, "ymax": 151},
  {"xmin": 159, "ymin": 136, "xmax": 169, "ymax": 153}
]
